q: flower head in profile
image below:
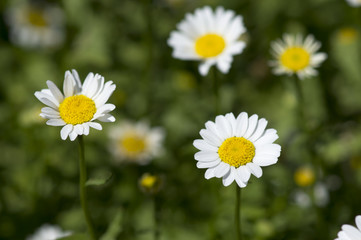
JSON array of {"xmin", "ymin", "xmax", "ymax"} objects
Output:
[
  {"xmin": 5, "ymin": 3, "xmax": 65, "ymax": 49},
  {"xmin": 109, "ymin": 121, "xmax": 165, "ymax": 165},
  {"xmin": 345, "ymin": 0, "xmax": 361, "ymax": 7},
  {"xmin": 35, "ymin": 69, "xmax": 116, "ymax": 141},
  {"xmin": 194, "ymin": 112, "xmax": 281, "ymax": 188},
  {"xmin": 270, "ymin": 34, "xmax": 327, "ymax": 80},
  {"xmin": 26, "ymin": 224, "xmax": 71, "ymax": 240},
  {"xmin": 168, "ymin": 6, "xmax": 246, "ymax": 76},
  {"xmin": 335, "ymin": 215, "xmax": 361, "ymax": 240}
]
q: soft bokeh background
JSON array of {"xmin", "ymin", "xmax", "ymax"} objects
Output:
[{"xmin": 1, "ymin": 0, "xmax": 361, "ymax": 239}]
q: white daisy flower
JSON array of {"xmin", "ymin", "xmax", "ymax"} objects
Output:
[
  {"xmin": 109, "ymin": 121, "xmax": 165, "ymax": 165},
  {"xmin": 335, "ymin": 215, "xmax": 361, "ymax": 240},
  {"xmin": 345, "ymin": 0, "xmax": 361, "ymax": 7},
  {"xmin": 5, "ymin": 3, "xmax": 65, "ymax": 49},
  {"xmin": 270, "ymin": 34, "xmax": 327, "ymax": 80},
  {"xmin": 35, "ymin": 69, "xmax": 116, "ymax": 141},
  {"xmin": 167, "ymin": 6, "xmax": 246, "ymax": 76},
  {"xmin": 193, "ymin": 112, "xmax": 281, "ymax": 188},
  {"xmin": 26, "ymin": 224, "xmax": 71, "ymax": 240}
]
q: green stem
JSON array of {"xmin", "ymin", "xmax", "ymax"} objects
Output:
[
  {"xmin": 235, "ymin": 186, "xmax": 242, "ymax": 240},
  {"xmin": 213, "ymin": 67, "xmax": 220, "ymax": 115},
  {"xmin": 153, "ymin": 196, "xmax": 160, "ymax": 240},
  {"xmin": 78, "ymin": 136, "xmax": 97, "ymax": 240}
]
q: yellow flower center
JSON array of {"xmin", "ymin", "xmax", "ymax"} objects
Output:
[
  {"xmin": 294, "ymin": 167, "xmax": 315, "ymax": 187},
  {"xmin": 59, "ymin": 95, "xmax": 96, "ymax": 125},
  {"xmin": 140, "ymin": 175, "xmax": 158, "ymax": 189},
  {"xmin": 27, "ymin": 9, "xmax": 48, "ymax": 27},
  {"xmin": 280, "ymin": 47, "xmax": 310, "ymax": 71},
  {"xmin": 218, "ymin": 137, "xmax": 255, "ymax": 168},
  {"xmin": 195, "ymin": 34, "xmax": 226, "ymax": 58},
  {"xmin": 121, "ymin": 134, "xmax": 146, "ymax": 155}
]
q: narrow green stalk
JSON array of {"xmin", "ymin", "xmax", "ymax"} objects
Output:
[
  {"xmin": 235, "ymin": 185, "xmax": 242, "ymax": 240},
  {"xmin": 153, "ymin": 196, "xmax": 160, "ymax": 240},
  {"xmin": 213, "ymin": 67, "xmax": 220, "ymax": 115},
  {"xmin": 78, "ymin": 136, "xmax": 97, "ymax": 240}
]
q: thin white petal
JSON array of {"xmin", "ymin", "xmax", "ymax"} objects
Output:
[
  {"xmin": 235, "ymin": 112, "xmax": 248, "ymax": 137},
  {"xmin": 61, "ymin": 124, "xmax": 73, "ymax": 140},
  {"xmin": 193, "ymin": 139, "xmax": 218, "ymax": 151},
  {"xmin": 246, "ymin": 162, "xmax": 263, "ymax": 178},
  {"xmin": 248, "ymin": 118, "xmax": 268, "ymax": 142},
  {"xmin": 237, "ymin": 165, "xmax": 251, "ymax": 183},
  {"xmin": 46, "ymin": 119, "xmax": 66, "ymax": 126},
  {"xmin": 200, "ymin": 129, "xmax": 222, "ymax": 147},
  {"xmin": 195, "ymin": 151, "xmax": 219, "ymax": 162},
  {"xmin": 222, "ymin": 166, "xmax": 236, "ymax": 186},
  {"xmin": 88, "ymin": 122, "xmax": 102, "ymax": 130},
  {"xmin": 214, "ymin": 162, "xmax": 231, "ymax": 178},
  {"xmin": 46, "ymin": 80, "xmax": 64, "ymax": 103},
  {"xmin": 244, "ymin": 114, "xmax": 258, "ymax": 139}
]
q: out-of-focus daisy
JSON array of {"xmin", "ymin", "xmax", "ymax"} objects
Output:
[
  {"xmin": 168, "ymin": 6, "xmax": 246, "ymax": 76},
  {"xmin": 26, "ymin": 224, "xmax": 71, "ymax": 240},
  {"xmin": 109, "ymin": 121, "xmax": 165, "ymax": 165},
  {"xmin": 35, "ymin": 69, "xmax": 116, "ymax": 141},
  {"xmin": 5, "ymin": 3, "xmax": 65, "ymax": 49},
  {"xmin": 345, "ymin": 0, "xmax": 361, "ymax": 7},
  {"xmin": 193, "ymin": 112, "xmax": 281, "ymax": 188},
  {"xmin": 139, "ymin": 173, "xmax": 163, "ymax": 195},
  {"xmin": 270, "ymin": 34, "xmax": 327, "ymax": 79},
  {"xmin": 335, "ymin": 215, "xmax": 361, "ymax": 240},
  {"xmin": 294, "ymin": 166, "xmax": 315, "ymax": 187}
]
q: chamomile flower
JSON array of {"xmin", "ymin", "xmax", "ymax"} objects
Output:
[
  {"xmin": 168, "ymin": 6, "xmax": 246, "ymax": 76},
  {"xmin": 335, "ymin": 215, "xmax": 361, "ymax": 240},
  {"xmin": 35, "ymin": 70, "xmax": 116, "ymax": 141},
  {"xmin": 346, "ymin": 0, "xmax": 361, "ymax": 7},
  {"xmin": 270, "ymin": 34, "xmax": 327, "ymax": 80},
  {"xmin": 26, "ymin": 224, "xmax": 71, "ymax": 240},
  {"xmin": 109, "ymin": 121, "xmax": 165, "ymax": 165},
  {"xmin": 5, "ymin": 3, "xmax": 65, "ymax": 49},
  {"xmin": 194, "ymin": 112, "xmax": 281, "ymax": 188}
]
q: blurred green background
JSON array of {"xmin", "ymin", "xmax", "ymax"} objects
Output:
[{"xmin": 1, "ymin": 0, "xmax": 361, "ymax": 239}]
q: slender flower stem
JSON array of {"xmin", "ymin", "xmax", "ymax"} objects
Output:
[
  {"xmin": 235, "ymin": 185, "xmax": 242, "ymax": 240},
  {"xmin": 213, "ymin": 67, "xmax": 220, "ymax": 115},
  {"xmin": 78, "ymin": 136, "xmax": 97, "ymax": 240}
]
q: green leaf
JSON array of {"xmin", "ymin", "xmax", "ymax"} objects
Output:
[
  {"xmin": 100, "ymin": 209, "xmax": 123, "ymax": 240},
  {"xmin": 57, "ymin": 233, "xmax": 89, "ymax": 240},
  {"xmin": 86, "ymin": 171, "xmax": 112, "ymax": 187}
]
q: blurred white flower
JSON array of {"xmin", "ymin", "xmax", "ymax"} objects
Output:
[
  {"xmin": 109, "ymin": 121, "xmax": 165, "ymax": 165},
  {"xmin": 26, "ymin": 224, "xmax": 71, "ymax": 240},
  {"xmin": 193, "ymin": 112, "xmax": 281, "ymax": 188},
  {"xmin": 5, "ymin": 3, "xmax": 65, "ymax": 49},
  {"xmin": 335, "ymin": 215, "xmax": 361, "ymax": 240},
  {"xmin": 293, "ymin": 190, "xmax": 311, "ymax": 208},
  {"xmin": 345, "ymin": 0, "xmax": 361, "ymax": 7},
  {"xmin": 270, "ymin": 34, "xmax": 327, "ymax": 80},
  {"xmin": 35, "ymin": 69, "xmax": 116, "ymax": 141},
  {"xmin": 313, "ymin": 182, "xmax": 329, "ymax": 207},
  {"xmin": 168, "ymin": 6, "xmax": 246, "ymax": 76}
]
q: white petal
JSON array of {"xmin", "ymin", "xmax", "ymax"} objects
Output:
[
  {"xmin": 63, "ymin": 71, "xmax": 76, "ymax": 97},
  {"xmin": 88, "ymin": 122, "xmax": 102, "ymax": 130},
  {"xmin": 35, "ymin": 91, "xmax": 59, "ymax": 108},
  {"xmin": 94, "ymin": 81, "xmax": 116, "ymax": 108},
  {"xmin": 235, "ymin": 176, "xmax": 247, "ymax": 188},
  {"xmin": 83, "ymin": 123, "xmax": 90, "ymax": 135},
  {"xmin": 256, "ymin": 144, "xmax": 281, "ymax": 157},
  {"xmin": 246, "ymin": 162, "xmax": 263, "ymax": 178},
  {"xmin": 244, "ymin": 114, "xmax": 258, "ymax": 139},
  {"xmin": 46, "ymin": 119, "xmax": 66, "ymax": 126},
  {"xmin": 342, "ymin": 225, "xmax": 361, "ymax": 239},
  {"xmin": 46, "ymin": 80, "xmax": 64, "ymax": 103},
  {"xmin": 222, "ymin": 166, "xmax": 236, "ymax": 186},
  {"xmin": 252, "ymin": 154, "xmax": 278, "ymax": 167},
  {"xmin": 215, "ymin": 115, "xmax": 232, "ymax": 140},
  {"xmin": 254, "ymin": 129, "xmax": 279, "ymax": 147},
  {"xmin": 60, "ymin": 124, "xmax": 73, "ymax": 140},
  {"xmin": 71, "ymin": 69, "xmax": 82, "ymax": 91},
  {"xmin": 196, "ymin": 160, "xmax": 221, "ymax": 169},
  {"xmin": 237, "ymin": 165, "xmax": 251, "ymax": 183},
  {"xmin": 195, "ymin": 151, "xmax": 219, "ymax": 162},
  {"xmin": 225, "ymin": 113, "xmax": 237, "ymax": 136},
  {"xmin": 199, "ymin": 61, "xmax": 214, "ymax": 76},
  {"xmin": 69, "ymin": 131, "xmax": 78, "ymax": 141},
  {"xmin": 205, "ymin": 167, "xmax": 217, "ymax": 179},
  {"xmin": 74, "ymin": 124, "xmax": 83, "ymax": 135},
  {"xmin": 205, "ymin": 121, "xmax": 223, "ymax": 141},
  {"xmin": 234, "ymin": 112, "xmax": 248, "ymax": 137},
  {"xmin": 248, "ymin": 118, "xmax": 268, "ymax": 142},
  {"xmin": 200, "ymin": 129, "xmax": 222, "ymax": 147},
  {"xmin": 214, "ymin": 162, "xmax": 231, "ymax": 178},
  {"xmin": 356, "ymin": 216, "xmax": 361, "ymax": 231},
  {"xmin": 97, "ymin": 114, "xmax": 116, "ymax": 122},
  {"xmin": 193, "ymin": 139, "xmax": 218, "ymax": 151},
  {"xmin": 41, "ymin": 107, "xmax": 59, "ymax": 116}
]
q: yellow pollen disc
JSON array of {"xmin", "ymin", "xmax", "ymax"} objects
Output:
[
  {"xmin": 280, "ymin": 47, "xmax": 310, "ymax": 71},
  {"xmin": 121, "ymin": 134, "xmax": 146, "ymax": 155},
  {"xmin": 27, "ymin": 9, "xmax": 48, "ymax": 27},
  {"xmin": 140, "ymin": 175, "xmax": 157, "ymax": 189},
  {"xmin": 195, "ymin": 34, "xmax": 226, "ymax": 58},
  {"xmin": 218, "ymin": 137, "xmax": 255, "ymax": 168},
  {"xmin": 59, "ymin": 95, "xmax": 96, "ymax": 125},
  {"xmin": 294, "ymin": 167, "xmax": 315, "ymax": 187}
]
